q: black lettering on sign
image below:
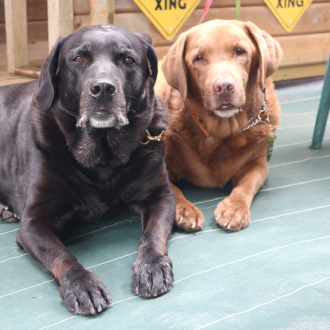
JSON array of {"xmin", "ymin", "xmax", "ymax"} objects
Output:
[
  {"xmin": 276, "ymin": 0, "xmax": 283, "ymax": 8},
  {"xmin": 178, "ymin": 0, "xmax": 186, "ymax": 9},
  {"xmin": 155, "ymin": 0, "xmax": 186, "ymax": 10},
  {"xmin": 155, "ymin": 0, "xmax": 162, "ymax": 10},
  {"xmin": 276, "ymin": 0, "xmax": 304, "ymax": 8}
]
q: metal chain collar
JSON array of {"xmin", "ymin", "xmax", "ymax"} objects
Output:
[
  {"xmin": 243, "ymin": 101, "xmax": 269, "ymax": 132},
  {"xmin": 242, "ymin": 89, "xmax": 274, "ymax": 133}
]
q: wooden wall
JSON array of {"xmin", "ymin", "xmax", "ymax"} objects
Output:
[{"xmin": 0, "ymin": 0, "xmax": 329, "ymax": 81}]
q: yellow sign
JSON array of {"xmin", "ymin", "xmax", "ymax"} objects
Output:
[
  {"xmin": 133, "ymin": 0, "xmax": 202, "ymax": 40},
  {"xmin": 264, "ymin": 0, "xmax": 313, "ymax": 32}
]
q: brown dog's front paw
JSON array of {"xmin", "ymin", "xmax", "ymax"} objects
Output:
[
  {"xmin": 59, "ymin": 269, "xmax": 111, "ymax": 315},
  {"xmin": 175, "ymin": 199, "xmax": 204, "ymax": 231},
  {"xmin": 132, "ymin": 255, "xmax": 174, "ymax": 297},
  {"xmin": 214, "ymin": 197, "xmax": 250, "ymax": 231}
]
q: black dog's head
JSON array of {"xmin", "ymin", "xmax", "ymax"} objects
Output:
[{"xmin": 36, "ymin": 25, "xmax": 158, "ymax": 130}]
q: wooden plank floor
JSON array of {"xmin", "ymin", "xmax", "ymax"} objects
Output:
[{"xmin": 0, "ymin": 43, "xmax": 330, "ymax": 329}]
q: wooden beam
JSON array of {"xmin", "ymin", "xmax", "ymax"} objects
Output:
[
  {"xmin": 90, "ymin": 0, "xmax": 115, "ymax": 25},
  {"xmin": 47, "ymin": 0, "xmax": 74, "ymax": 52},
  {"xmin": 14, "ymin": 67, "xmax": 40, "ymax": 79},
  {"xmin": 272, "ymin": 63, "xmax": 327, "ymax": 82},
  {"xmin": 4, "ymin": 0, "xmax": 28, "ymax": 73}
]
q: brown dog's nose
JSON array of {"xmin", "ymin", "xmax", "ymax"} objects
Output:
[
  {"xmin": 213, "ymin": 77, "xmax": 235, "ymax": 96},
  {"xmin": 90, "ymin": 81, "xmax": 116, "ymax": 98}
]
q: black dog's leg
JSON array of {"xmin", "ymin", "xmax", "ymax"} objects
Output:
[
  {"xmin": 132, "ymin": 191, "xmax": 175, "ymax": 297},
  {"xmin": 17, "ymin": 219, "xmax": 111, "ymax": 315}
]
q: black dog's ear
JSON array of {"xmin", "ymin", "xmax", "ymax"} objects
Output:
[
  {"xmin": 136, "ymin": 33, "xmax": 158, "ymax": 86},
  {"xmin": 36, "ymin": 36, "xmax": 65, "ymax": 111}
]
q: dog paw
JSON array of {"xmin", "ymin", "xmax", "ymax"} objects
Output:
[
  {"xmin": 175, "ymin": 199, "xmax": 204, "ymax": 231},
  {"xmin": 0, "ymin": 204, "xmax": 20, "ymax": 222},
  {"xmin": 132, "ymin": 255, "xmax": 174, "ymax": 297},
  {"xmin": 59, "ymin": 269, "xmax": 111, "ymax": 315},
  {"xmin": 214, "ymin": 197, "xmax": 250, "ymax": 231}
]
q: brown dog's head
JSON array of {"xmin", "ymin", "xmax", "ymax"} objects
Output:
[{"xmin": 161, "ymin": 20, "xmax": 282, "ymax": 119}]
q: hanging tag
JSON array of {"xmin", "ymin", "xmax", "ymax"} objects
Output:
[{"xmin": 267, "ymin": 135, "xmax": 276, "ymax": 161}]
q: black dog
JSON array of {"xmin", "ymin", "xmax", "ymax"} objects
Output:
[{"xmin": 0, "ymin": 25, "xmax": 175, "ymax": 315}]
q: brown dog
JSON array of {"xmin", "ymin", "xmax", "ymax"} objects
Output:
[{"xmin": 155, "ymin": 20, "xmax": 282, "ymax": 232}]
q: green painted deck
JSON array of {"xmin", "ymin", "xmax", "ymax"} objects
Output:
[{"xmin": 1, "ymin": 79, "xmax": 330, "ymax": 329}]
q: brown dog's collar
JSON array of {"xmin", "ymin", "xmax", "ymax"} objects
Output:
[
  {"xmin": 185, "ymin": 100, "xmax": 210, "ymax": 137},
  {"xmin": 140, "ymin": 129, "xmax": 166, "ymax": 145}
]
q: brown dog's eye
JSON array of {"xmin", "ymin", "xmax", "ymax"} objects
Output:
[
  {"xmin": 124, "ymin": 57, "xmax": 134, "ymax": 65},
  {"xmin": 236, "ymin": 48, "xmax": 246, "ymax": 55},
  {"xmin": 194, "ymin": 55, "xmax": 203, "ymax": 62},
  {"xmin": 73, "ymin": 56, "xmax": 84, "ymax": 63}
]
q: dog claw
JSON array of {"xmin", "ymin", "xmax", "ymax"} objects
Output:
[
  {"xmin": 132, "ymin": 255, "xmax": 174, "ymax": 297},
  {"xmin": 215, "ymin": 197, "xmax": 250, "ymax": 231},
  {"xmin": 175, "ymin": 200, "xmax": 204, "ymax": 231}
]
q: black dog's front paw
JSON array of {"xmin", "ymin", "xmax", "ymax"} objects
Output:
[
  {"xmin": 59, "ymin": 269, "xmax": 111, "ymax": 315},
  {"xmin": 132, "ymin": 255, "xmax": 174, "ymax": 297},
  {"xmin": 0, "ymin": 203, "xmax": 20, "ymax": 222}
]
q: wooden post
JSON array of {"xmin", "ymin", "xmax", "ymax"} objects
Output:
[
  {"xmin": 47, "ymin": 0, "xmax": 74, "ymax": 52},
  {"xmin": 90, "ymin": 0, "xmax": 115, "ymax": 25},
  {"xmin": 4, "ymin": 0, "xmax": 28, "ymax": 73}
]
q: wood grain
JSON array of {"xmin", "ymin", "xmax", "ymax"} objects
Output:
[
  {"xmin": 4, "ymin": 0, "xmax": 28, "ymax": 72},
  {"xmin": 47, "ymin": 0, "xmax": 74, "ymax": 51},
  {"xmin": 90, "ymin": 0, "xmax": 114, "ymax": 25}
]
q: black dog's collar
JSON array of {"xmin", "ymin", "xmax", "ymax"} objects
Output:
[{"xmin": 140, "ymin": 129, "xmax": 166, "ymax": 145}]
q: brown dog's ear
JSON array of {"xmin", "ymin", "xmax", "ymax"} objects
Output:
[
  {"xmin": 161, "ymin": 32, "xmax": 188, "ymax": 100},
  {"xmin": 245, "ymin": 22, "xmax": 283, "ymax": 90}
]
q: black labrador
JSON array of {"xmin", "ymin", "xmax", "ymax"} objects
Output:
[{"xmin": 0, "ymin": 25, "xmax": 175, "ymax": 315}]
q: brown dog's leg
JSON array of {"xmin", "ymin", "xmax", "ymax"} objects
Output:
[
  {"xmin": 132, "ymin": 189, "xmax": 175, "ymax": 297},
  {"xmin": 171, "ymin": 183, "xmax": 204, "ymax": 231},
  {"xmin": 215, "ymin": 159, "xmax": 269, "ymax": 231},
  {"xmin": 17, "ymin": 220, "xmax": 111, "ymax": 315}
]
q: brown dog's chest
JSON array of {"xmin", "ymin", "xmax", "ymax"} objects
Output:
[{"xmin": 166, "ymin": 131, "xmax": 266, "ymax": 188}]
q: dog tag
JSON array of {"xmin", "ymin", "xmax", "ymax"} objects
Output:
[{"xmin": 267, "ymin": 136, "xmax": 276, "ymax": 161}]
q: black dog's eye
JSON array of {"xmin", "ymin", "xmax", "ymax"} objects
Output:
[
  {"xmin": 194, "ymin": 55, "xmax": 203, "ymax": 62},
  {"xmin": 73, "ymin": 56, "xmax": 84, "ymax": 63},
  {"xmin": 124, "ymin": 57, "xmax": 134, "ymax": 65},
  {"xmin": 236, "ymin": 48, "xmax": 246, "ymax": 55}
]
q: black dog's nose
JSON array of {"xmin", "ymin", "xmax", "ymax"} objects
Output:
[{"xmin": 89, "ymin": 81, "xmax": 116, "ymax": 98}]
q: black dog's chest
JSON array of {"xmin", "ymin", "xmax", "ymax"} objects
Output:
[{"xmin": 71, "ymin": 146, "xmax": 160, "ymax": 220}]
